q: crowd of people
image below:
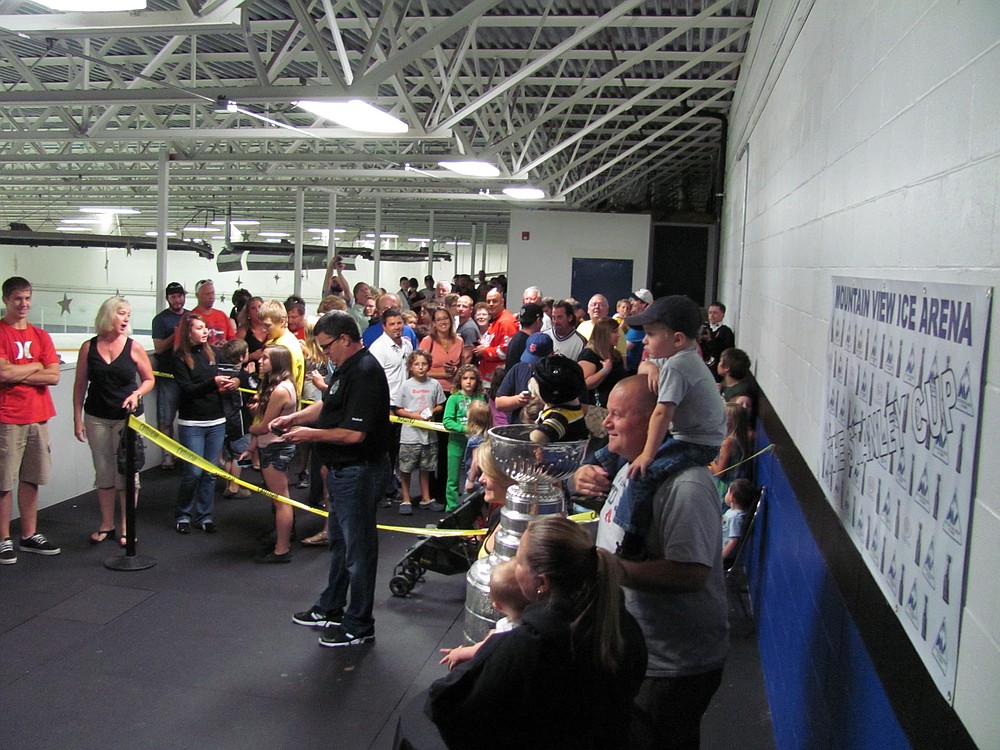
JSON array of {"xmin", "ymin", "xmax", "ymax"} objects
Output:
[{"xmin": 0, "ymin": 265, "xmax": 762, "ymax": 747}]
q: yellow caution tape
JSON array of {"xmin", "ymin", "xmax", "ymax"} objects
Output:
[
  {"xmin": 128, "ymin": 414, "xmax": 327, "ymax": 518},
  {"xmin": 711, "ymin": 443, "xmax": 774, "ymax": 478}
]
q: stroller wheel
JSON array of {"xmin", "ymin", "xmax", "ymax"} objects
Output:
[
  {"xmin": 390, "ymin": 575, "xmax": 412, "ymax": 597},
  {"xmin": 403, "ymin": 561, "xmax": 423, "ymax": 580}
]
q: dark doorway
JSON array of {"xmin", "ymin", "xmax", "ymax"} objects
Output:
[
  {"xmin": 650, "ymin": 224, "xmax": 712, "ymax": 305},
  {"xmin": 571, "ymin": 258, "xmax": 634, "ymax": 308}
]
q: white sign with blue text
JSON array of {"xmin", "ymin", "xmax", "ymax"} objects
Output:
[{"xmin": 820, "ymin": 277, "xmax": 991, "ymax": 701}]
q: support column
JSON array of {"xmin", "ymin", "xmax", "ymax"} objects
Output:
[
  {"xmin": 327, "ymin": 193, "xmax": 338, "ymax": 264},
  {"xmin": 373, "ymin": 196, "xmax": 382, "ymax": 289},
  {"xmin": 427, "ymin": 209, "xmax": 435, "ymax": 280},
  {"xmin": 294, "ymin": 188, "xmax": 304, "ymax": 297},
  {"xmin": 156, "ymin": 150, "xmax": 169, "ymax": 298}
]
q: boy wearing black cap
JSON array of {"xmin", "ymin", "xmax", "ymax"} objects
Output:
[
  {"xmin": 611, "ymin": 295, "xmax": 727, "ymax": 559},
  {"xmin": 527, "ymin": 355, "xmax": 589, "ymax": 444}
]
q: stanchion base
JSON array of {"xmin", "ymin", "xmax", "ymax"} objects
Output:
[{"xmin": 104, "ymin": 553, "xmax": 157, "ymax": 571}]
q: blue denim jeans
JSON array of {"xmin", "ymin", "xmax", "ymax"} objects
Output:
[
  {"xmin": 316, "ymin": 455, "xmax": 392, "ymax": 635},
  {"xmin": 175, "ymin": 421, "xmax": 226, "ymax": 525}
]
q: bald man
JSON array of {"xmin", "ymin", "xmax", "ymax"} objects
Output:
[{"xmin": 575, "ymin": 376, "xmax": 728, "ymax": 749}]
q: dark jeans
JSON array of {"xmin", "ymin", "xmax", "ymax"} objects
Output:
[
  {"xmin": 316, "ymin": 455, "xmax": 392, "ymax": 634},
  {"xmin": 631, "ymin": 667, "xmax": 724, "ymax": 750},
  {"xmin": 175, "ymin": 422, "xmax": 226, "ymax": 525}
]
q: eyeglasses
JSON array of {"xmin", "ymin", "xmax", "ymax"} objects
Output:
[{"xmin": 319, "ymin": 337, "xmax": 338, "ymax": 353}]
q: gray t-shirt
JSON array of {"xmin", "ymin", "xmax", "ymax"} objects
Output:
[
  {"xmin": 597, "ymin": 464, "xmax": 729, "ymax": 677},
  {"xmin": 457, "ymin": 318, "xmax": 480, "ymax": 347},
  {"xmin": 651, "ymin": 347, "xmax": 726, "ymax": 446}
]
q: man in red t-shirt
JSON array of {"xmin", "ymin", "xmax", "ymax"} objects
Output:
[
  {"xmin": 472, "ymin": 287, "xmax": 519, "ymax": 385},
  {"xmin": 173, "ymin": 279, "xmax": 235, "ymax": 350},
  {"xmin": 0, "ymin": 276, "xmax": 62, "ymax": 563}
]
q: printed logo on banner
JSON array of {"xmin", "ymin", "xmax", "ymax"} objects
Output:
[
  {"xmin": 905, "ymin": 579, "xmax": 920, "ymax": 628},
  {"xmin": 956, "ymin": 363, "xmax": 974, "ymax": 416},
  {"xmin": 922, "ymin": 536, "xmax": 937, "ymax": 589},
  {"xmin": 914, "ymin": 465, "xmax": 930, "ymax": 512},
  {"xmin": 933, "ymin": 620, "xmax": 949, "ymax": 675},
  {"xmin": 943, "ymin": 493, "xmax": 963, "ymax": 545}
]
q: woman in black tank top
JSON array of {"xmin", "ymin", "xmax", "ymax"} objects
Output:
[{"xmin": 72, "ymin": 297, "xmax": 155, "ymax": 546}]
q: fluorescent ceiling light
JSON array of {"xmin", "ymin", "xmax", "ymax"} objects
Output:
[
  {"xmin": 259, "ymin": 231, "xmax": 290, "ymax": 238},
  {"xmin": 264, "ymin": 238, "xmax": 282, "ymax": 243},
  {"xmin": 296, "ymin": 99, "xmax": 408, "ymax": 134},
  {"xmin": 211, "ymin": 219, "xmax": 259, "ymax": 226},
  {"xmin": 502, "ymin": 186, "xmax": 546, "ymax": 200},
  {"xmin": 145, "ymin": 231, "xmax": 177, "ymax": 237},
  {"xmin": 35, "ymin": 0, "xmax": 145, "ymax": 9},
  {"xmin": 62, "ymin": 217, "xmax": 103, "ymax": 224},
  {"xmin": 183, "ymin": 226, "xmax": 216, "ymax": 232},
  {"xmin": 80, "ymin": 206, "xmax": 140, "ymax": 215},
  {"xmin": 438, "ymin": 160, "xmax": 500, "ymax": 178},
  {"xmin": 365, "ymin": 232, "xmax": 399, "ymax": 239},
  {"xmin": 309, "ymin": 227, "xmax": 346, "ymax": 233},
  {"xmin": 56, "ymin": 225, "xmax": 91, "ymax": 232},
  {"xmin": 407, "ymin": 238, "xmax": 431, "ymax": 243}
]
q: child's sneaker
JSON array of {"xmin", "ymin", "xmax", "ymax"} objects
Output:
[
  {"xmin": 398, "ymin": 503, "xmax": 413, "ymax": 516},
  {"xmin": 18, "ymin": 533, "xmax": 61, "ymax": 556},
  {"xmin": 0, "ymin": 537, "xmax": 16, "ymax": 564}
]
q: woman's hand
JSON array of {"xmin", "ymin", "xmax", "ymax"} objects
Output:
[
  {"xmin": 215, "ymin": 375, "xmax": 239, "ymax": 392},
  {"xmin": 74, "ymin": 421, "xmax": 87, "ymax": 443},
  {"xmin": 121, "ymin": 391, "xmax": 142, "ymax": 412}
]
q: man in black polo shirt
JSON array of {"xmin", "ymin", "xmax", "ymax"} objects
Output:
[{"xmin": 272, "ymin": 312, "xmax": 391, "ymax": 648}]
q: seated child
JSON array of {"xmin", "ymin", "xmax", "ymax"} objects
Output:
[
  {"xmin": 527, "ymin": 354, "xmax": 589, "ymax": 444},
  {"xmin": 438, "ymin": 560, "xmax": 529, "ymax": 670},
  {"xmin": 722, "ymin": 478, "xmax": 758, "ymax": 564},
  {"xmin": 610, "ymin": 295, "xmax": 727, "ymax": 560}
]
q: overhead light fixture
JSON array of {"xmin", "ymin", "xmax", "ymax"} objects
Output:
[
  {"xmin": 80, "ymin": 206, "xmax": 140, "ymax": 215},
  {"xmin": 145, "ymin": 231, "xmax": 177, "ymax": 237},
  {"xmin": 211, "ymin": 219, "xmax": 259, "ymax": 226},
  {"xmin": 35, "ymin": 0, "xmax": 146, "ymax": 9},
  {"xmin": 407, "ymin": 237, "xmax": 431, "ymax": 243},
  {"xmin": 264, "ymin": 238, "xmax": 282, "ymax": 243},
  {"xmin": 296, "ymin": 99, "xmax": 408, "ymax": 134},
  {"xmin": 365, "ymin": 232, "xmax": 399, "ymax": 239},
  {"xmin": 56, "ymin": 225, "xmax": 91, "ymax": 232},
  {"xmin": 62, "ymin": 217, "xmax": 103, "ymax": 224},
  {"xmin": 183, "ymin": 226, "xmax": 216, "ymax": 232},
  {"xmin": 259, "ymin": 231, "xmax": 290, "ymax": 238},
  {"xmin": 438, "ymin": 160, "xmax": 500, "ymax": 178},
  {"xmin": 502, "ymin": 186, "xmax": 546, "ymax": 200}
]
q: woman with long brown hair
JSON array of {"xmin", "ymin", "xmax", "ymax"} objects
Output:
[
  {"xmin": 578, "ymin": 316, "xmax": 627, "ymax": 408},
  {"xmin": 420, "ymin": 305, "xmax": 466, "ymax": 392},
  {"xmin": 427, "ymin": 515, "xmax": 646, "ymax": 748}
]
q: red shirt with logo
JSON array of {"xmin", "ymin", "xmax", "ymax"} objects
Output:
[
  {"xmin": 0, "ymin": 320, "xmax": 58, "ymax": 424},
  {"xmin": 173, "ymin": 306, "xmax": 235, "ymax": 349}
]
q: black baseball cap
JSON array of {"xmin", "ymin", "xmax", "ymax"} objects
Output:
[
  {"xmin": 165, "ymin": 282, "xmax": 185, "ymax": 296},
  {"xmin": 624, "ymin": 295, "xmax": 702, "ymax": 338},
  {"xmin": 519, "ymin": 303, "xmax": 544, "ymax": 327}
]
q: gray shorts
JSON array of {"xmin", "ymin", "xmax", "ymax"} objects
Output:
[
  {"xmin": 398, "ymin": 442, "xmax": 437, "ymax": 473},
  {"xmin": 258, "ymin": 442, "xmax": 296, "ymax": 472},
  {"xmin": 0, "ymin": 422, "xmax": 51, "ymax": 491}
]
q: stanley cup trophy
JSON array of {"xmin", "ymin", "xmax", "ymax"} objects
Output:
[{"xmin": 463, "ymin": 424, "xmax": 590, "ymax": 642}]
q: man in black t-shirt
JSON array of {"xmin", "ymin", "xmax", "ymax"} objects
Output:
[{"xmin": 273, "ymin": 312, "xmax": 391, "ymax": 648}]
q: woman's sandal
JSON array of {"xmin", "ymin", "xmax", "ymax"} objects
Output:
[
  {"xmin": 89, "ymin": 528, "xmax": 115, "ymax": 545},
  {"xmin": 301, "ymin": 530, "xmax": 329, "ymax": 547}
]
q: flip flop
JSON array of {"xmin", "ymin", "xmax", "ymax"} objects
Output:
[{"xmin": 89, "ymin": 528, "xmax": 115, "ymax": 545}]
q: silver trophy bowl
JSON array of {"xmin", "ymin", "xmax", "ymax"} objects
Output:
[{"xmin": 464, "ymin": 424, "xmax": 589, "ymax": 642}]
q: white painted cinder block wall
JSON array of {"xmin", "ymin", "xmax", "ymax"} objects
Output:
[
  {"xmin": 720, "ymin": 0, "xmax": 1000, "ymax": 745},
  {"xmin": 506, "ymin": 208, "xmax": 651, "ymax": 304}
]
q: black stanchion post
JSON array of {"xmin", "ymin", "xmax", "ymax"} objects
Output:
[{"xmin": 105, "ymin": 418, "xmax": 156, "ymax": 571}]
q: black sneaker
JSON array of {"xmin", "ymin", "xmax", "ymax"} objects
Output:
[
  {"xmin": 0, "ymin": 537, "xmax": 16, "ymax": 565},
  {"xmin": 176, "ymin": 522, "xmax": 191, "ymax": 534},
  {"xmin": 292, "ymin": 606, "xmax": 342, "ymax": 628},
  {"xmin": 318, "ymin": 624, "xmax": 374, "ymax": 648},
  {"xmin": 197, "ymin": 522, "xmax": 216, "ymax": 534},
  {"xmin": 257, "ymin": 550, "xmax": 291, "ymax": 564},
  {"xmin": 18, "ymin": 533, "xmax": 61, "ymax": 556},
  {"xmin": 295, "ymin": 472, "xmax": 309, "ymax": 489}
]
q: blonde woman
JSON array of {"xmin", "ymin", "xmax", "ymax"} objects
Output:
[{"xmin": 72, "ymin": 297, "xmax": 155, "ymax": 546}]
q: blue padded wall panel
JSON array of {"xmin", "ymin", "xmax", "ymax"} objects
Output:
[{"xmin": 749, "ymin": 426, "xmax": 910, "ymax": 750}]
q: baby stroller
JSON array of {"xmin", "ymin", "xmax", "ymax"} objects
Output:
[{"xmin": 389, "ymin": 488, "xmax": 486, "ymax": 597}]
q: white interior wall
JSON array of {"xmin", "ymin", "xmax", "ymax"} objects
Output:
[
  {"xmin": 720, "ymin": 0, "xmax": 1000, "ymax": 745},
  {"xmin": 506, "ymin": 208, "xmax": 651, "ymax": 303}
]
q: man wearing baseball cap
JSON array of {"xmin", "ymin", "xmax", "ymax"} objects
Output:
[
  {"xmin": 625, "ymin": 288, "xmax": 653, "ymax": 373},
  {"xmin": 494, "ymin": 332, "xmax": 552, "ymax": 424},
  {"xmin": 151, "ymin": 282, "xmax": 188, "ymax": 466},
  {"xmin": 506, "ymin": 302, "xmax": 544, "ymax": 369}
]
